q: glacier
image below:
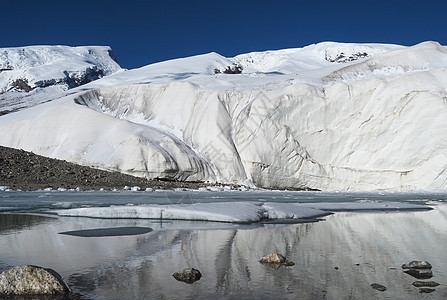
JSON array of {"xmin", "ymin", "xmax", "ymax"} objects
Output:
[{"xmin": 1, "ymin": 41, "xmax": 447, "ymax": 191}]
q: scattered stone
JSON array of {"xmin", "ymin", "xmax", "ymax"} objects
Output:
[
  {"xmin": 402, "ymin": 261, "xmax": 432, "ymax": 269},
  {"xmin": 371, "ymin": 283, "xmax": 387, "ymax": 292},
  {"xmin": 419, "ymin": 288, "xmax": 436, "ymax": 294},
  {"xmin": 412, "ymin": 281, "xmax": 440, "ymax": 287},
  {"xmin": 173, "ymin": 268, "xmax": 202, "ymax": 284},
  {"xmin": 259, "ymin": 253, "xmax": 295, "ymax": 269},
  {"xmin": 0, "ymin": 265, "xmax": 69, "ymax": 295},
  {"xmin": 404, "ymin": 268, "xmax": 433, "ymax": 279}
]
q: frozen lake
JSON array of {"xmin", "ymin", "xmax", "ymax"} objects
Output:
[{"xmin": 1, "ymin": 190, "xmax": 446, "ymax": 299}]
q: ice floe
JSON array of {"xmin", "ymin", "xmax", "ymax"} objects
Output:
[{"xmin": 54, "ymin": 201, "xmax": 430, "ymax": 223}]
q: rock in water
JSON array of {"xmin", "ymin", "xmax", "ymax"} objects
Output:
[
  {"xmin": 419, "ymin": 288, "xmax": 436, "ymax": 294},
  {"xmin": 259, "ymin": 253, "xmax": 295, "ymax": 269},
  {"xmin": 402, "ymin": 261, "xmax": 432, "ymax": 269},
  {"xmin": 412, "ymin": 281, "xmax": 440, "ymax": 287},
  {"xmin": 402, "ymin": 260, "xmax": 433, "ymax": 279},
  {"xmin": 371, "ymin": 283, "xmax": 387, "ymax": 292},
  {"xmin": 259, "ymin": 253, "xmax": 287, "ymax": 264},
  {"xmin": 0, "ymin": 265, "xmax": 69, "ymax": 295},
  {"xmin": 172, "ymin": 268, "xmax": 202, "ymax": 284}
]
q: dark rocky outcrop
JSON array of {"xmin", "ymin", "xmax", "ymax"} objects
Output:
[
  {"xmin": 9, "ymin": 78, "xmax": 34, "ymax": 92},
  {"xmin": 63, "ymin": 67, "xmax": 104, "ymax": 88},
  {"xmin": 0, "ymin": 265, "xmax": 69, "ymax": 296},
  {"xmin": 325, "ymin": 52, "xmax": 368, "ymax": 63},
  {"xmin": 172, "ymin": 268, "xmax": 202, "ymax": 284},
  {"xmin": 214, "ymin": 63, "xmax": 243, "ymax": 74}
]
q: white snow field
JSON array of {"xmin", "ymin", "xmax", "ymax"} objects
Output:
[{"xmin": 1, "ymin": 41, "xmax": 447, "ymax": 190}]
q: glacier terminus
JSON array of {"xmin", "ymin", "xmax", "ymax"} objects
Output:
[{"xmin": 1, "ymin": 41, "xmax": 447, "ymax": 191}]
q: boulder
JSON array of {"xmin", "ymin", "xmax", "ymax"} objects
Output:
[
  {"xmin": 173, "ymin": 268, "xmax": 202, "ymax": 284},
  {"xmin": 0, "ymin": 265, "xmax": 69, "ymax": 295}
]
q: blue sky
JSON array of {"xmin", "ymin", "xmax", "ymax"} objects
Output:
[{"xmin": 2, "ymin": 0, "xmax": 446, "ymax": 69}]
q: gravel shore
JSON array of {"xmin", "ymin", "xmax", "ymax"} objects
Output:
[{"xmin": 0, "ymin": 146, "xmax": 211, "ymax": 191}]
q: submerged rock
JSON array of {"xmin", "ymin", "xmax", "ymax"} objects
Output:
[
  {"xmin": 371, "ymin": 283, "xmax": 387, "ymax": 292},
  {"xmin": 412, "ymin": 281, "xmax": 440, "ymax": 287},
  {"xmin": 173, "ymin": 268, "xmax": 202, "ymax": 284},
  {"xmin": 0, "ymin": 265, "xmax": 69, "ymax": 295},
  {"xmin": 259, "ymin": 253, "xmax": 295, "ymax": 269},
  {"xmin": 419, "ymin": 288, "xmax": 436, "ymax": 293}
]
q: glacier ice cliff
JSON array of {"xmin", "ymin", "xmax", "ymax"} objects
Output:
[{"xmin": 1, "ymin": 41, "xmax": 447, "ymax": 191}]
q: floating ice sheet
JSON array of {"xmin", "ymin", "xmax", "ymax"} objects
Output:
[{"xmin": 54, "ymin": 201, "xmax": 430, "ymax": 223}]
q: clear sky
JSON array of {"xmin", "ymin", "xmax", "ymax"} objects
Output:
[{"xmin": 2, "ymin": 0, "xmax": 446, "ymax": 69}]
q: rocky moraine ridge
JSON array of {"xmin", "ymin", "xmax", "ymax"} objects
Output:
[{"xmin": 0, "ymin": 146, "xmax": 211, "ymax": 191}]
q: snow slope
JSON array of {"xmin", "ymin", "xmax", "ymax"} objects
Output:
[
  {"xmin": 1, "ymin": 41, "xmax": 447, "ymax": 191},
  {"xmin": 0, "ymin": 45, "xmax": 122, "ymax": 113}
]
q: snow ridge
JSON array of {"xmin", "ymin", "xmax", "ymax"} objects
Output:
[{"xmin": 0, "ymin": 45, "xmax": 122, "ymax": 113}]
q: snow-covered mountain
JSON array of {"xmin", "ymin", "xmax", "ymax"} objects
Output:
[
  {"xmin": 1, "ymin": 41, "xmax": 447, "ymax": 191},
  {"xmin": 0, "ymin": 45, "xmax": 122, "ymax": 114}
]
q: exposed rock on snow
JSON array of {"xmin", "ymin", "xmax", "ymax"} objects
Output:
[
  {"xmin": 0, "ymin": 265, "xmax": 69, "ymax": 296},
  {"xmin": 1, "ymin": 41, "xmax": 447, "ymax": 190}
]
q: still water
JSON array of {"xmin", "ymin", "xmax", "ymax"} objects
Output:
[{"xmin": 0, "ymin": 190, "xmax": 446, "ymax": 299}]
